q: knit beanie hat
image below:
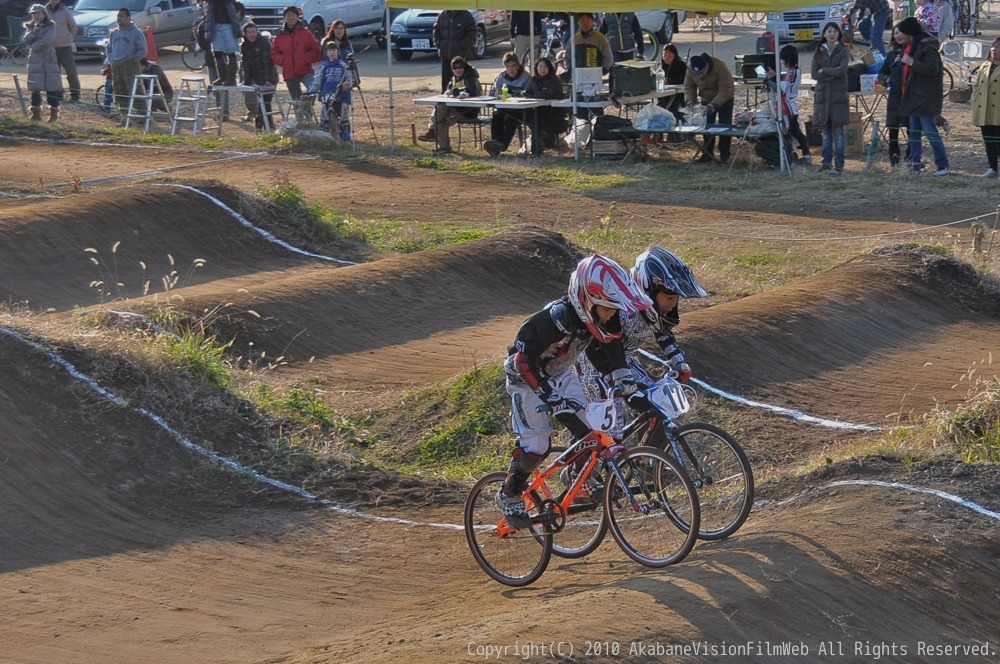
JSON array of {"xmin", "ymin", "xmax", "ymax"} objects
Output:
[
  {"xmin": 897, "ymin": 17, "xmax": 922, "ymax": 36},
  {"xmin": 690, "ymin": 55, "xmax": 709, "ymax": 73}
]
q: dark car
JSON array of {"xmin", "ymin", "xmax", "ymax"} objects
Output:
[{"xmin": 389, "ymin": 8, "xmax": 509, "ymax": 61}]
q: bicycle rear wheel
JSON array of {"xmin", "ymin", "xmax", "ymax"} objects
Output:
[
  {"xmin": 640, "ymin": 29, "xmax": 661, "ymax": 64},
  {"xmin": 717, "ymin": 11, "xmax": 737, "ymax": 23},
  {"xmin": 671, "ymin": 422, "xmax": 754, "ymax": 540},
  {"xmin": 465, "ymin": 472, "xmax": 552, "ymax": 587},
  {"xmin": 532, "ymin": 447, "xmax": 608, "ymax": 559},
  {"xmin": 942, "ymin": 65, "xmax": 955, "ymax": 98},
  {"xmin": 604, "ymin": 447, "xmax": 700, "ymax": 568},
  {"xmin": 182, "ymin": 41, "xmax": 206, "ymax": 71}
]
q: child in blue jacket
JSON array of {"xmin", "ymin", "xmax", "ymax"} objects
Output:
[{"xmin": 309, "ymin": 41, "xmax": 353, "ymax": 140}]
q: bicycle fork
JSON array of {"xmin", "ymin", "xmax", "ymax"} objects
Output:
[{"xmin": 603, "ymin": 445, "xmax": 658, "ymax": 513}]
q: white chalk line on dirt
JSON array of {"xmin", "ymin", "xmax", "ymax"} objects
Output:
[
  {"xmin": 0, "ymin": 324, "xmax": 462, "ymax": 531},
  {"xmin": 158, "ymin": 184, "xmax": 357, "ymax": 265},
  {"xmin": 2, "ymin": 323, "xmax": 997, "ymax": 530},
  {"xmin": 636, "ymin": 348, "xmax": 886, "ymax": 431}
]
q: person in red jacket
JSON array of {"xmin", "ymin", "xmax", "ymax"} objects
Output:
[{"xmin": 270, "ymin": 5, "xmax": 321, "ymax": 101}]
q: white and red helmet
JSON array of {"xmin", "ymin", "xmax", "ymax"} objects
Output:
[{"xmin": 568, "ymin": 254, "xmax": 652, "ymax": 342}]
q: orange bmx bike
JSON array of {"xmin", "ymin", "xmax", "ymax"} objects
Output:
[{"xmin": 464, "ymin": 407, "xmax": 700, "ymax": 587}]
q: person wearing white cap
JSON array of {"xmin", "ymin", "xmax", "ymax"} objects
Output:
[{"xmin": 21, "ymin": 4, "xmax": 63, "ymax": 122}]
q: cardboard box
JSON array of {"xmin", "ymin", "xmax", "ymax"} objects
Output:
[
  {"xmin": 591, "ymin": 139, "xmax": 628, "ymax": 156},
  {"xmin": 844, "ymin": 111, "xmax": 864, "ymax": 156},
  {"xmin": 860, "ymin": 74, "xmax": 878, "ymax": 94}
]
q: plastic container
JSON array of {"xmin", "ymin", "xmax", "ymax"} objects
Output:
[
  {"xmin": 656, "ymin": 68, "xmax": 665, "ymax": 92},
  {"xmin": 501, "ymin": 84, "xmax": 509, "ymax": 101}
]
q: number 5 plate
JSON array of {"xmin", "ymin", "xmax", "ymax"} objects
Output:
[{"xmin": 584, "ymin": 399, "xmax": 617, "ymax": 432}]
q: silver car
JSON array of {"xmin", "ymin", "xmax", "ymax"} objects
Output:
[{"xmin": 72, "ymin": 0, "xmax": 201, "ymax": 57}]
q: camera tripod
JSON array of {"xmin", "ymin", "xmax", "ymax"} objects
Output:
[{"xmin": 347, "ymin": 52, "xmax": 379, "ymax": 146}]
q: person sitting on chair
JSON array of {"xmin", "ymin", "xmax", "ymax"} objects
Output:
[
  {"xmin": 527, "ymin": 56, "xmax": 568, "ymax": 151},
  {"xmin": 418, "ymin": 55, "xmax": 482, "ymax": 153},
  {"xmin": 483, "ymin": 51, "xmax": 531, "ymax": 157}
]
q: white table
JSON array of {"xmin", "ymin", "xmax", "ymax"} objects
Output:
[{"xmin": 413, "ymin": 95, "xmax": 552, "ymax": 154}]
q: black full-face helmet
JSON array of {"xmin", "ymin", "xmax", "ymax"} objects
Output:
[{"xmin": 631, "ymin": 247, "xmax": 707, "ymax": 331}]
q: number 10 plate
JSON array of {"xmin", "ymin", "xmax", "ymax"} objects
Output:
[{"xmin": 413, "ymin": 38, "xmax": 431, "ymax": 49}]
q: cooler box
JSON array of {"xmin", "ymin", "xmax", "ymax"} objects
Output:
[
  {"xmin": 610, "ymin": 61, "xmax": 656, "ymax": 96},
  {"xmin": 734, "ymin": 53, "xmax": 775, "ymax": 80}
]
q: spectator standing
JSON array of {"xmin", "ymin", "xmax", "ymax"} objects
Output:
[
  {"xmin": 105, "ymin": 7, "xmax": 146, "ymax": 116},
  {"xmin": 433, "ymin": 10, "xmax": 477, "ymax": 93},
  {"xmin": 240, "ymin": 21, "xmax": 278, "ymax": 131},
  {"xmin": 971, "ymin": 37, "xmax": 1000, "ymax": 177},
  {"xmin": 684, "ymin": 53, "xmax": 735, "ymax": 163},
  {"xmin": 914, "ymin": 0, "xmax": 940, "ymax": 37},
  {"xmin": 483, "ymin": 51, "xmax": 531, "ymax": 157},
  {"xmin": 271, "ymin": 5, "xmax": 321, "ymax": 101},
  {"xmin": 878, "ymin": 27, "xmax": 909, "ymax": 166},
  {"xmin": 571, "ymin": 12, "xmax": 612, "ymax": 71},
  {"xmin": 417, "ymin": 55, "xmax": 481, "ymax": 152},
  {"xmin": 509, "ymin": 11, "xmax": 543, "ymax": 64},
  {"xmin": 896, "ymin": 16, "xmax": 949, "ymax": 174},
  {"xmin": 44, "ymin": 0, "xmax": 78, "ymax": 102},
  {"xmin": 849, "ymin": 0, "xmax": 891, "ymax": 56},
  {"xmin": 811, "ymin": 22, "xmax": 850, "ymax": 172},
  {"xmin": 140, "ymin": 57, "xmax": 173, "ymax": 112},
  {"xmin": 656, "ymin": 43, "xmax": 687, "ymax": 121},
  {"xmin": 771, "ymin": 44, "xmax": 811, "ymax": 163},
  {"xmin": 600, "ymin": 12, "xmax": 643, "ymax": 62},
  {"xmin": 309, "ymin": 41, "xmax": 352, "ymax": 139},
  {"xmin": 22, "ymin": 4, "xmax": 62, "ymax": 122},
  {"xmin": 934, "ymin": 0, "xmax": 954, "ymax": 40},
  {"xmin": 205, "ymin": 0, "xmax": 242, "ymax": 86},
  {"xmin": 322, "ymin": 19, "xmax": 354, "ymax": 61}
]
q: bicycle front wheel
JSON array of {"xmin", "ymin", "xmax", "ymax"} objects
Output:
[
  {"xmin": 465, "ymin": 472, "xmax": 552, "ymax": 587},
  {"xmin": 717, "ymin": 11, "xmax": 737, "ymax": 23},
  {"xmin": 534, "ymin": 447, "xmax": 608, "ymax": 559},
  {"xmin": 672, "ymin": 422, "xmax": 754, "ymax": 540},
  {"xmin": 958, "ymin": 0, "xmax": 972, "ymax": 33},
  {"xmin": 640, "ymin": 29, "xmax": 661, "ymax": 65},
  {"xmin": 182, "ymin": 42, "xmax": 206, "ymax": 71},
  {"xmin": 604, "ymin": 447, "xmax": 700, "ymax": 568}
]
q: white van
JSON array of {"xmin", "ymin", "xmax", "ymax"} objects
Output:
[
  {"xmin": 765, "ymin": 3, "xmax": 851, "ymax": 43},
  {"xmin": 241, "ymin": 0, "xmax": 386, "ymax": 41}
]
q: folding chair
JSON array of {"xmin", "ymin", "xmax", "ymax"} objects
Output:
[{"xmin": 0, "ymin": 17, "xmax": 29, "ymax": 66}]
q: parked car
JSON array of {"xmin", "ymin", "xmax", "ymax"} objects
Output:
[
  {"xmin": 389, "ymin": 8, "xmax": 509, "ymax": 61},
  {"xmin": 765, "ymin": 2, "xmax": 852, "ymax": 43},
  {"xmin": 632, "ymin": 10, "xmax": 687, "ymax": 60},
  {"xmin": 72, "ymin": 0, "xmax": 200, "ymax": 58},
  {"xmin": 242, "ymin": 0, "xmax": 385, "ymax": 43}
]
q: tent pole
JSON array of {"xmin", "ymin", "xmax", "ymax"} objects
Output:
[
  {"xmin": 529, "ymin": 11, "xmax": 535, "ymax": 71},
  {"xmin": 387, "ymin": 5, "xmax": 395, "ymax": 153},
  {"xmin": 711, "ymin": 13, "xmax": 716, "ymax": 57},
  {"xmin": 570, "ymin": 14, "xmax": 578, "ymax": 160}
]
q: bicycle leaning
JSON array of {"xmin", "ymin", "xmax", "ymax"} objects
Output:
[{"xmin": 464, "ymin": 383, "xmax": 701, "ymax": 587}]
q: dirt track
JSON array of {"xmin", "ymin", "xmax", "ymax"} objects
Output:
[{"xmin": 1, "ymin": 139, "xmax": 999, "ymax": 663}]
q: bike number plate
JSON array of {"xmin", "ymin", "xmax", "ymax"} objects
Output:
[
  {"xmin": 584, "ymin": 399, "xmax": 617, "ymax": 432},
  {"xmin": 649, "ymin": 378, "xmax": 691, "ymax": 418},
  {"xmin": 413, "ymin": 38, "xmax": 431, "ymax": 49},
  {"xmin": 794, "ymin": 29, "xmax": 814, "ymax": 41}
]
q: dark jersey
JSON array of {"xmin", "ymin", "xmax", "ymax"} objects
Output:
[{"xmin": 505, "ymin": 297, "xmax": 627, "ymax": 400}]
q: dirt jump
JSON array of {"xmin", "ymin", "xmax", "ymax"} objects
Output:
[{"xmin": 1, "ymin": 140, "xmax": 999, "ymax": 663}]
